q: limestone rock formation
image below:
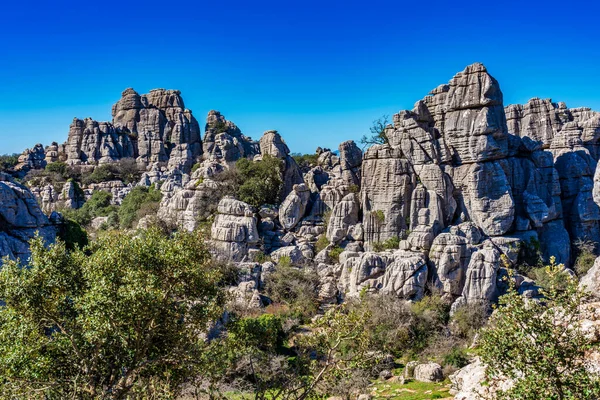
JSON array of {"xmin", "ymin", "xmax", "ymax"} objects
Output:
[
  {"xmin": 64, "ymin": 88, "xmax": 202, "ymax": 172},
  {"xmin": 0, "ymin": 173, "xmax": 57, "ymax": 260},
  {"xmin": 210, "ymin": 197, "xmax": 259, "ymax": 262},
  {"xmin": 203, "ymin": 110, "xmax": 258, "ymax": 162}
]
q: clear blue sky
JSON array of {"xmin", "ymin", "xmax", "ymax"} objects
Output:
[{"xmin": 1, "ymin": 0, "xmax": 599, "ymax": 155}]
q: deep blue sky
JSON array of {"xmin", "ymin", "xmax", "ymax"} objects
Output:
[{"xmin": 1, "ymin": 0, "xmax": 599, "ymax": 155}]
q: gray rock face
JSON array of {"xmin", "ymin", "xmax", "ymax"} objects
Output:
[
  {"xmin": 16, "ymin": 143, "xmax": 47, "ymax": 172},
  {"xmin": 580, "ymin": 256, "xmax": 600, "ymax": 296},
  {"xmin": 63, "ymin": 88, "xmax": 202, "ymax": 172},
  {"xmin": 338, "ymin": 140, "xmax": 362, "ymax": 186},
  {"xmin": 339, "ymin": 251, "xmax": 428, "ymax": 300},
  {"xmin": 279, "ymin": 183, "xmax": 311, "ymax": 230},
  {"xmin": 506, "ymin": 97, "xmax": 600, "ymax": 245},
  {"xmin": 326, "ymin": 193, "xmax": 360, "ymax": 244},
  {"xmin": 203, "ymin": 110, "xmax": 258, "ymax": 163},
  {"xmin": 0, "ymin": 174, "xmax": 56, "ymax": 260},
  {"xmin": 210, "ymin": 197, "xmax": 259, "ymax": 262}
]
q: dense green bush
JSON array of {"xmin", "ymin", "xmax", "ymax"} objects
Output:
[
  {"xmin": 0, "ymin": 154, "xmax": 19, "ymax": 171},
  {"xmin": 291, "ymin": 152, "xmax": 319, "ymax": 169},
  {"xmin": 61, "ymin": 190, "xmax": 116, "ymax": 227},
  {"xmin": 45, "ymin": 161, "xmax": 68, "ymax": 176},
  {"xmin": 0, "ymin": 229, "xmax": 225, "ymax": 399},
  {"xmin": 480, "ymin": 263, "xmax": 600, "ymax": 398},
  {"xmin": 372, "ymin": 236, "xmax": 400, "ymax": 252},
  {"xmin": 81, "ymin": 159, "xmax": 141, "ymax": 185},
  {"xmin": 236, "ymin": 155, "xmax": 283, "ymax": 207},
  {"xmin": 118, "ymin": 185, "xmax": 163, "ymax": 228},
  {"xmin": 56, "ymin": 218, "xmax": 88, "ymax": 250},
  {"xmin": 347, "ymin": 293, "xmax": 451, "ymax": 358}
]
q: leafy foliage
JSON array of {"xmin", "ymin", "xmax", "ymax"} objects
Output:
[
  {"xmin": 264, "ymin": 263, "xmax": 320, "ymax": 319},
  {"xmin": 479, "ymin": 259, "xmax": 600, "ymax": 399},
  {"xmin": 57, "ymin": 218, "xmax": 89, "ymax": 250},
  {"xmin": 0, "ymin": 153, "xmax": 19, "ymax": 171},
  {"xmin": 573, "ymin": 239, "xmax": 598, "ymax": 276},
  {"xmin": 236, "ymin": 155, "xmax": 283, "ymax": 208},
  {"xmin": 372, "ymin": 236, "xmax": 400, "ymax": 252},
  {"xmin": 44, "ymin": 161, "xmax": 67, "ymax": 175},
  {"xmin": 291, "ymin": 153, "xmax": 319, "ymax": 169},
  {"xmin": 61, "ymin": 190, "xmax": 116, "ymax": 227},
  {"xmin": 82, "ymin": 159, "xmax": 141, "ymax": 185},
  {"xmin": 0, "ymin": 229, "xmax": 225, "ymax": 399},
  {"xmin": 118, "ymin": 185, "xmax": 163, "ymax": 229}
]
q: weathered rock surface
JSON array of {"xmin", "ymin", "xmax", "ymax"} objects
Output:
[
  {"xmin": 414, "ymin": 362, "xmax": 443, "ymax": 383},
  {"xmin": 0, "ymin": 173, "xmax": 56, "ymax": 260},
  {"xmin": 63, "ymin": 88, "xmax": 202, "ymax": 172},
  {"xmin": 210, "ymin": 197, "xmax": 259, "ymax": 262}
]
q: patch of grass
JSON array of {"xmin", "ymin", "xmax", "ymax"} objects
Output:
[{"xmin": 371, "ymin": 379, "xmax": 451, "ymax": 400}]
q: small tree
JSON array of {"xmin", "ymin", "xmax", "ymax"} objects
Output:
[
  {"xmin": 199, "ymin": 304, "xmax": 378, "ymax": 400},
  {"xmin": 236, "ymin": 155, "xmax": 283, "ymax": 207},
  {"xmin": 360, "ymin": 115, "xmax": 390, "ymax": 148},
  {"xmin": 479, "ymin": 257, "xmax": 600, "ymax": 399},
  {"xmin": 0, "ymin": 229, "xmax": 225, "ymax": 399}
]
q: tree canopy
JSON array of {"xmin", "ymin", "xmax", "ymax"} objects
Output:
[{"xmin": 0, "ymin": 229, "xmax": 225, "ymax": 399}]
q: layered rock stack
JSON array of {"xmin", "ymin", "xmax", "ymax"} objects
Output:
[{"xmin": 64, "ymin": 88, "xmax": 202, "ymax": 171}]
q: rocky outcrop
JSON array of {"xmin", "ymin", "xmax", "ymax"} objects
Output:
[
  {"xmin": 339, "ymin": 251, "xmax": 428, "ymax": 300},
  {"xmin": 210, "ymin": 197, "xmax": 259, "ymax": 262},
  {"xmin": 64, "ymin": 88, "xmax": 202, "ymax": 172},
  {"xmin": 0, "ymin": 173, "xmax": 56, "ymax": 260},
  {"xmin": 15, "ymin": 143, "xmax": 46, "ymax": 173},
  {"xmin": 203, "ymin": 110, "xmax": 258, "ymax": 163}
]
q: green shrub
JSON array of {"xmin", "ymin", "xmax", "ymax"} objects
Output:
[
  {"xmin": 442, "ymin": 347, "xmax": 469, "ymax": 369},
  {"xmin": 191, "ymin": 162, "xmax": 201, "ymax": 173},
  {"xmin": 371, "ymin": 209, "xmax": 385, "ymax": 224},
  {"xmin": 0, "ymin": 153, "xmax": 19, "ymax": 171},
  {"xmin": 265, "ymin": 263, "xmax": 320, "ymax": 319},
  {"xmin": 480, "ymin": 263, "xmax": 600, "ymax": 398},
  {"xmin": 82, "ymin": 165, "xmax": 115, "ymax": 185},
  {"xmin": 348, "ymin": 184, "xmax": 360, "ymax": 193},
  {"xmin": 530, "ymin": 256, "xmax": 573, "ymax": 292},
  {"xmin": 573, "ymin": 239, "xmax": 598, "ymax": 276},
  {"xmin": 329, "ymin": 245, "xmax": 344, "ymax": 263},
  {"xmin": 372, "ymin": 236, "xmax": 400, "ymax": 252},
  {"xmin": 347, "ymin": 293, "xmax": 451, "ymax": 358},
  {"xmin": 81, "ymin": 159, "xmax": 141, "ymax": 185},
  {"xmin": 236, "ymin": 155, "xmax": 283, "ymax": 207},
  {"xmin": 61, "ymin": 190, "xmax": 115, "ymax": 226},
  {"xmin": 45, "ymin": 161, "xmax": 68, "ymax": 176},
  {"xmin": 291, "ymin": 153, "xmax": 319, "ymax": 169},
  {"xmin": 450, "ymin": 301, "xmax": 489, "ymax": 339},
  {"xmin": 57, "ymin": 218, "xmax": 89, "ymax": 250},
  {"xmin": 0, "ymin": 229, "xmax": 225, "ymax": 399},
  {"xmin": 118, "ymin": 185, "xmax": 163, "ymax": 229},
  {"xmin": 315, "ymin": 234, "xmax": 330, "ymax": 253}
]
